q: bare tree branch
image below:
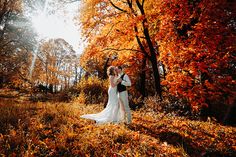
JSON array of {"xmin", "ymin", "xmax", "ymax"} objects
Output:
[
  {"xmin": 134, "ymin": 25, "xmax": 150, "ymax": 59},
  {"xmin": 105, "ymin": 21, "xmax": 121, "ymax": 37},
  {"xmin": 60, "ymin": 0, "xmax": 80, "ymax": 4},
  {"xmin": 103, "ymin": 47, "xmax": 141, "ymax": 53},
  {"xmin": 109, "ymin": 0, "xmax": 128, "ymax": 13},
  {"xmin": 127, "ymin": 0, "xmax": 137, "ymax": 16},
  {"xmin": 142, "ymin": 0, "xmax": 145, "ymax": 7},
  {"xmin": 0, "ymin": 39, "xmax": 17, "ymax": 48}
]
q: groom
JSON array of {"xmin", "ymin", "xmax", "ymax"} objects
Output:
[{"xmin": 116, "ymin": 66, "xmax": 132, "ymax": 124}]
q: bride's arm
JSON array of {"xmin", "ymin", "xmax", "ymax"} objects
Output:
[{"xmin": 109, "ymin": 76, "xmax": 120, "ymax": 87}]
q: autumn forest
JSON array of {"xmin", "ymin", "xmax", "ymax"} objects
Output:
[{"xmin": 0, "ymin": 0, "xmax": 235, "ymax": 156}]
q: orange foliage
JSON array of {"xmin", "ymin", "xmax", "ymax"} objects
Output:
[
  {"xmin": 157, "ymin": 0, "xmax": 235, "ymax": 110},
  {"xmin": 78, "ymin": 0, "xmax": 235, "ymax": 112},
  {"xmin": 78, "ymin": 0, "xmax": 164, "ymax": 97},
  {"xmin": 0, "ymin": 97, "xmax": 235, "ymax": 156}
]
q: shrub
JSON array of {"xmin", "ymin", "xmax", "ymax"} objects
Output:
[
  {"xmin": 76, "ymin": 76, "xmax": 108, "ymax": 104},
  {"xmin": 141, "ymin": 95, "xmax": 200, "ymax": 120}
]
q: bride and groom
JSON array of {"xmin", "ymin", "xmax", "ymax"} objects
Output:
[{"xmin": 81, "ymin": 66, "xmax": 132, "ymax": 124}]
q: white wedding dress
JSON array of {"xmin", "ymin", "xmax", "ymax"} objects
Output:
[{"xmin": 80, "ymin": 77, "xmax": 124, "ymax": 124}]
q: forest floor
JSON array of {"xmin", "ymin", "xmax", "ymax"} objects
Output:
[{"xmin": 0, "ymin": 89, "xmax": 236, "ymax": 157}]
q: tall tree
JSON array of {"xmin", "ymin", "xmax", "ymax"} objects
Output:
[
  {"xmin": 79, "ymin": 0, "xmax": 163, "ymax": 99},
  {"xmin": 37, "ymin": 38, "xmax": 78, "ymax": 92},
  {"xmin": 0, "ymin": 0, "xmax": 37, "ymax": 88},
  {"xmin": 157, "ymin": 0, "xmax": 235, "ymax": 115}
]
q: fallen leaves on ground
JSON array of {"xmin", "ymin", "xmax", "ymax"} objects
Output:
[{"xmin": 0, "ymin": 99, "xmax": 235, "ymax": 156}]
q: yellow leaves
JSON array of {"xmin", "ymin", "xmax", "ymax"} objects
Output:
[
  {"xmin": 9, "ymin": 130, "xmax": 16, "ymax": 137},
  {"xmin": 11, "ymin": 1, "xmax": 22, "ymax": 13},
  {"xmin": 0, "ymin": 133, "xmax": 3, "ymax": 141},
  {"xmin": 79, "ymin": 0, "xmax": 163, "ymax": 79},
  {"xmin": 1, "ymin": 99, "xmax": 236, "ymax": 156},
  {"xmin": 132, "ymin": 132, "xmax": 140, "ymax": 141},
  {"xmin": 38, "ymin": 140, "xmax": 47, "ymax": 147},
  {"xmin": 76, "ymin": 92, "xmax": 86, "ymax": 104},
  {"xmin": 67, "ymin": 132, "xmax": 78, "ymax": 139},
  {"xmin": 211, "ymin": 137, "xmax": 215, "ymax": 142}
]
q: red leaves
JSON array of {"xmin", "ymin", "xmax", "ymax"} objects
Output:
[
  {"xmin": 204, "ymin": 80, "xmax": 215, "ymax": 90},
  {"xmin": 158, "ymin": 0, "xmax": 235, "ymax": 111},
  {"xmin": 197, "ymin": 62, "xmax": 208, "ymax": 73}
]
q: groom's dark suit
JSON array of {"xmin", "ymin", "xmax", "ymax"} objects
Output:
[{"xmin": 117, "ymin": 74, "xmax": 126, "ymax": 92}]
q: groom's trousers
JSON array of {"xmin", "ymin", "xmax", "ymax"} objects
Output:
[{"xmin": 118, "ymin": 91, "xmax": 132, "ymax": 123}]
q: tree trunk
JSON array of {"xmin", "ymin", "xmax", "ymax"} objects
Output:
[
  {"xmin": 49, "ymin": 84, "xmax": 53, "ymax": 93},
  {"xmin": 103, "ymin": 57, "xmax": 110, "ymax": 79},
  {"xmin": 223, "ymin": 103, "xmax": 236, "ymax": 126},
  {"xmin": 0, "ymin": 76, "xmax": 4, "ymax": 88},
  {"xmin": 68, "ymin": 77, "xmax": 70, "ymax": 88},
  {"xmin": 136, "ymin": 0, "xmax": 162, "ymax": 99},
  {"xmin": 74, "ymin": 65, "xmax": 78, "ymax": 85},
  {"xmin": 64, "ymin": 77, "xmax": 67, "ymax": 89},
  {"xmin": 162, "ymin": 63, "xmax": 166, "ymax": 79},
  {"xmin": 109, "ymin": 0, "xmax": 162, "ymax": 99},
  {"xmin": 150, "ymin": 54, "xmax": 162, "ymax": 99},
  {"xmin": 54, "ymin": 85, "xmax": 57, "ymax": 93},
  {"xmin": 78, "ymin": 68, "xmax": 83, "ymax": 82},
  {"xmin": 140, "ymin": 56, "xmax": 146, "ymax": 98},
  {"xmin": 45, "ymin": 62, "xmax": 48, "ymax": 94}
]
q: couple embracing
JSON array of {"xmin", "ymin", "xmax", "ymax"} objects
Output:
[{"xmin": 81, "ymin": 66, "xmax": 132, "ymax": 124}]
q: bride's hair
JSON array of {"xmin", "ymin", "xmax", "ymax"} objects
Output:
[{"xmin": 107, "ymin": 66, "xmax": 115, "ymax": 76}]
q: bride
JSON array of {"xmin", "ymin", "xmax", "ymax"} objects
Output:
[{"xmin": 80, "ymin": 66, "xmax": 125, "ymax": 124}]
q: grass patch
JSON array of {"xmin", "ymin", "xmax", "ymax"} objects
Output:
[{"xmin": 0, "ymin": 98, "xmax": 235, "ymax": 156}]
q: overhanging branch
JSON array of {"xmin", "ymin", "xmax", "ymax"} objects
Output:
[
  {"xmin": 109, "ymin": 0, "xmax": 128, "ymax": 13},
  {"xmin": 103, "ymin": 47, "xmax": 141, "ymax": 52}
]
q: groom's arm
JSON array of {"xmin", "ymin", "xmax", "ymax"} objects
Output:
[{"xmin": 121, "ymin": 74, "xmax": 131, "ymax": 87}]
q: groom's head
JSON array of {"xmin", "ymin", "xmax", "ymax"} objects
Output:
[{"xmin": 117, "ymin": 66, "xmax": 123, "ymax": 74}]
